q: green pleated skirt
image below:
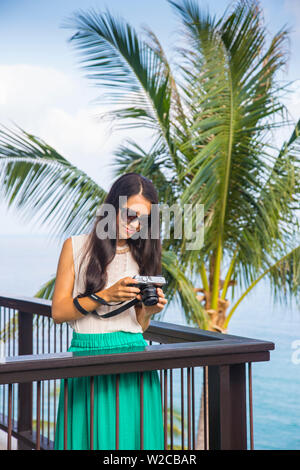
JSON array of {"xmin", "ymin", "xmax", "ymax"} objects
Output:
[{"xmin": 53, "ymin": 330, "xmax": 164, "ymax": 450}]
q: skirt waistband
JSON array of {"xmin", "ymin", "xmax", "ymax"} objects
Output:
[{"xmin": 70, "ymin": 330, "xmax": 147, "ymax": 349}]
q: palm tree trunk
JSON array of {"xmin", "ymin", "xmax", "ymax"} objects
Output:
[{"xmin": 194, "ymin": 281, "xmax": 230, "ymax": 449}]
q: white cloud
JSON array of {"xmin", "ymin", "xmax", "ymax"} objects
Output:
[
  {"xmin": 31, "ymin": 105, "xmax": 115, "ymax": 180},
  {"xmin": 0, "ymin": 64, "xmax": 152, "ymax": 188},
  {"xmin": 0, "ymin": 64, "xmax": 113, "ymax": 166},
  {"xmin": 0, "ymin": 63, "xmax": 154, "ymax": 233},
  {"xmin": 0, "ymin": 64, "xmax": 77, "ymax": 118},
  {"xmin": 39, "ymin": 106, "xmax": 108, "ymax": 157}
]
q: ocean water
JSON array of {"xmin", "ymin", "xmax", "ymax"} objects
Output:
[{"xmin": 0, "ymin": 234, "xmax": 299, "ymax": 450}]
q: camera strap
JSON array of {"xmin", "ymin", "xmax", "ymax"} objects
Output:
[{"xmin": 88, "ymin": 294, "xmax": 141, "ymax": 318}]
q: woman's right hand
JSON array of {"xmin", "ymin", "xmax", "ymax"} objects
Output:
[{"xmin": 99, "ymin": 277, "xmax": 141, "ymax": 303}]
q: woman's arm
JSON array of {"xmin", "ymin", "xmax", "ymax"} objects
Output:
[
  {"xmin": 51, "ymin": 238, "xmax": 110, "ymax": 324},
  {"xmin": 134, "ymin": 287, "xmax": 168, "ymax": 332},
  {"xmin": 134, "ymin": 303, "xmax": 153, "ymax": 332}
]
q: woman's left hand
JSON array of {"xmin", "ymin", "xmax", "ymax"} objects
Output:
[{"xmin": 136, "ymin": 287, "xmax": 167, "ymax": 316}]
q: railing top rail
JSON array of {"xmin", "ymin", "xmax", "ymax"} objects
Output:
[
  {"xmin": 0, "ymin": 337, "xmax": 274, "ymax": 384},
  {"xmin": 0, "ymin": 293, "xmax": 275, "ymax": 385},
  {"xmin": 0, "ymin": 294, "xmax": 51, "ymax": 315}
]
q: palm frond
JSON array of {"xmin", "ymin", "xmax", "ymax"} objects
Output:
[
  {"xmin": 224, "ymin": 243, "xmax": 300, "ymax": 329},
  {"xmin": 111, "ymin": 136, "xmax": 181, "ymax": 203},
  {"xmin": 140, "ymin": 23, "xmax": 189, "ymax": 138},
  {"xmin": 0, "ymin": 122, "xmax": 107, "ymax": 245},
  {"xmin": 228, "ymin": 118, "xmax": 300, "ymax": 297},
  {"xmin": 60, "ymin": 7, "xmax": 181, "ymax": 165},
  {"xmin": 167, "ymin": 0, "xmax": 291, "ymax": 249},
  {"xmin": 34, "ymin": 275, "xmax": 57, "ymax": 300}
]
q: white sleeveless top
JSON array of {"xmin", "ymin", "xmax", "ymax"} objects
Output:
[{"xmin": 67, "ymin": 233, "xmax": 143, "ymax": 334}]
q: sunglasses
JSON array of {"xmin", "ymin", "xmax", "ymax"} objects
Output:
[{"xmin": 120, "ymin": 207, "xmax": 150, "ymax": 228}]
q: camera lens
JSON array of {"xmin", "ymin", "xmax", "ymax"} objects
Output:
[{"xmin": 141, "ymin": 285, "xmax": 158, "ymax": 306}]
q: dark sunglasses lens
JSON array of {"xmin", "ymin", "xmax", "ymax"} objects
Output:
[{"xmin": 127, "ymin": 210, "xmax": 138, "ymax": 223}]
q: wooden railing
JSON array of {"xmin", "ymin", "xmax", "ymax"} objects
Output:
[{"xmin": 0, "ymin": 295, "xmax": 275, "ymax": 450}]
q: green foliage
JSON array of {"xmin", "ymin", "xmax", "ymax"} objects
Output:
[{"xmin": 0, "ymin": 0, "xmax": 299, "ymax": 330}]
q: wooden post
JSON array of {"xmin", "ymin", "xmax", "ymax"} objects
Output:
[
  {"xmin": 208, "ymin": 364, "xmax": 247, "ymax": 449},
  {"xmin": 17, "ymin": 311, "xmax": 33, "ymax": 449}
]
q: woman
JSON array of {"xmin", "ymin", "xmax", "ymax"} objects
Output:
[{"xmin": 52, "ymin": 172, "xmax": 167, "ymax": 450}]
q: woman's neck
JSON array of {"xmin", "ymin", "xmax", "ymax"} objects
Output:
[{"xmin": 116, "ymin": 238, "xmax": 128, "ymax": 248}]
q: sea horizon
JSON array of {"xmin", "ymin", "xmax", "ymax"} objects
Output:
[{"xmin": 0, "ymin": 233, "xmax": 300, "ymax": 450}]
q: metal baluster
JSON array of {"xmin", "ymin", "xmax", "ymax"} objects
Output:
[
  {"xmin": 48, "ymin": 317, "xmax": 50, "ymax": 445},
  {"xmin": 36, "ymin": 381, "xmax": 41, "ymax": 450},
  {"xmin": 192, "ymin": 367, "xmax": 195, "ymax": 449},
  {"xmin": 187, "ymin": 367, "xmax": 191, "ymax": 449},
  {"xmin": 54, "ymin": 324, "xmax": 57, "ymax": 438},
  {"xmin": 60, "ymin": 324, "xmax": 62, "ymax": 352},
  {"xmin": 12, "ymin": 310, "xmax": 15, "ymax": 431},
  {"xmin": 181, "ymin": 368, "xmax": 184, "ymax": 450},
  {"xmin": 3, "ymin": 308, "xmax": 6, "ymax": 423},
  {"xmin": 13, "ymin": 309, "xmax": 16, "ymax": 355},
  {"xmin": 64, "ymin": 379, "xmax": 68, "ymax": 450},
  {"xmin": 90, "ymin": 376, "xmax": 94, "ymax": 450},
  {"xmin": 10, "ymin": 309, "xmax": 14, "ymax": 427},
  {"xmin": 13, "ymin": 382, "xmax": 16, "ymax": 443},
  {"xmin": 42, "ymin": 317, "xmax": 44, "ymax": 441},
  {"xmin": 116, "ymin": 374, "xmax": 119, "ymax": 450},
  {"xmin": 160, "ymin": 369, "xmax": 163, "ymax": 405},
  {"xmin": 3, "ymin": 385, "xmax": 6, "ymax": 429},
  {"xmin": 164, "ymin": 369, "xmax": 167, "ymax": 450},
  {"xmin": 42, "ymin": 315, "xmax": 44, "ymax": 354},
  {"xmin": 159, "ymin": 342, "xmax": 163, "ymax": 409},
  {"xmin": 37, "ymin": 314, "xmax": 39, "ymax": 355},
  {"xmin": 7, "ymin": 383, "xmax": 12, "ymax": 450},
  {"xmin": 54, "ymin": 322, "xmax": 56, "ymax": 353},
  {"xmin": 50, "ymin": 380, "xmax": 53, "ymax": 445},
  {"xmin": 8, "ymin": 308, "xmax": 10, "ymax": 356},
  {"xmin": 140, "ymin": 371, "xmax": 144, "ymax": 450},
  {"xmin": 4, "ymin": 307, "xmax": 6, "ymax": 344},
  {"xmin": 248, "ymin": 362, "xmax": 254, "ymax": 449},
  {"xmin": 170, "ymin": 368, "xmax": 173, "ymax": 450}
]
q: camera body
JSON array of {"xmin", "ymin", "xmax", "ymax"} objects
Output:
[{"xmin": 129, "ymin": 275, "xmax": 166, "ymax": 306}]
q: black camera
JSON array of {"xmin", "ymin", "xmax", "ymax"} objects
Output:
[
  {"xmin": 91, "ymin": 274, "xmax": 167, "ymax": 319},
  {"xmin": 128, "ymin": 275, "xmax": 166, "ymax": 306}
]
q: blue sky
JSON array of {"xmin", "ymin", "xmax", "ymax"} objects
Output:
[{"xmin": 0, "ymin": 0, "xmax": 299, "ymax": 234}]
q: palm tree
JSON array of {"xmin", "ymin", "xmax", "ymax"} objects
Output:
[{"xmin": 0, "ymin": 0, "xmax": 299, "ymax": 449}]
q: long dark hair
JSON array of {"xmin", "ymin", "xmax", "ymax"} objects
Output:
[{"xmin": 78, "ymin": 172, "xmax": 162, "ymax": 296}]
